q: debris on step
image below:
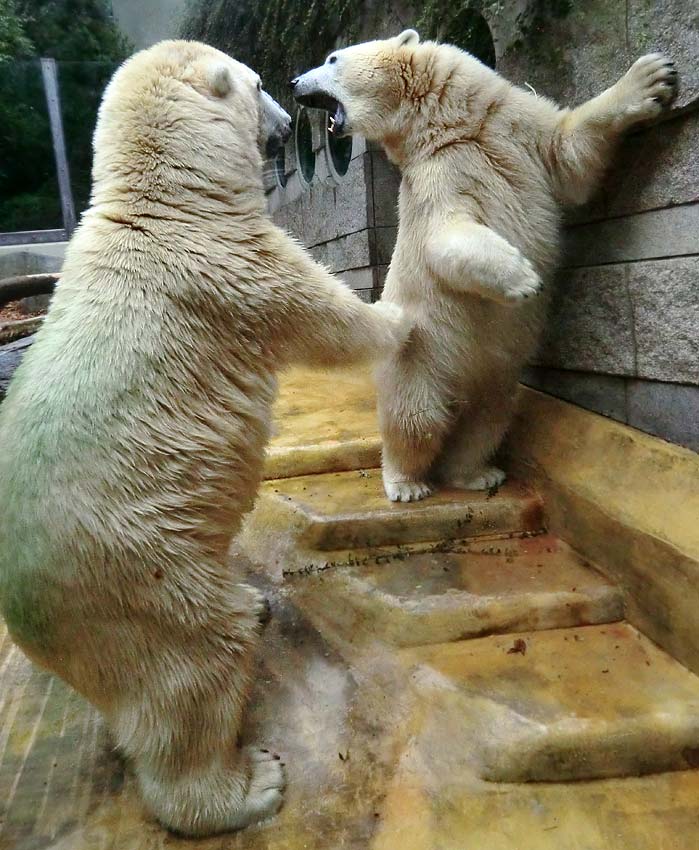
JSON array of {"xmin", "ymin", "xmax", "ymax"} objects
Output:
[
  {"xmin": 288, "ymin": 534, "xmax": 623, "ymax": 648},
  {"xmin": 240, "ymin": 468, "xmax": 544, "ymax": 574}
]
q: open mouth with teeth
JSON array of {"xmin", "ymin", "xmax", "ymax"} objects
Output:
[{"xmin": 295, "ymin": 92, "xmax": 347, "ymax": 135}]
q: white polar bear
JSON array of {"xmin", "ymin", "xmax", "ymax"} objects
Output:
[
  {"xmin": 292, "ymin": 30, "xmax": 678, "ymax": 501},
  {"xmin": 0, "ymin": 41, "xmax": 406, "ymax": 835}
]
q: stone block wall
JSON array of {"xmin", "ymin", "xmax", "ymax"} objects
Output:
[
  {"xmin": 493, "ymin": 0, "xmax": 699, "ymax": 451},
  {"xmin": 267, "ymin": 115, "xmax": 400, "ymax": 301}
]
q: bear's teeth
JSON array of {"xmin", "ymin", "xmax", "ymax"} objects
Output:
[{"xmin": 330, "ymin": 103, "xmax": 346, "ymax": 135}]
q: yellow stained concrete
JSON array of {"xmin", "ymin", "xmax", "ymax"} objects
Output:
[
  {"xmin": 505, "ymin": 387, "xmax": 699, "ymax": 674},
  {"xmin": 4, "ymin": 370, "xmax": 699, "ymax": 849},
  {"xmin": 400, "ymin": 623, "xmax": 699, "ymax": 782},
  {"xmin": 373, "ymin": 753, "xmax": 699, "ymax": 850},
  {"xmin": 265, "ymin": 367, "xmax": 381, "ymax": 479},
  {"xmin": 0, "ymin": 603, "xmax": 402, "ymax": 850},
  {"xmin": 291, "ymin": 534, "xmax": 623, "ymax": 648},
  {"xmin": 240, "ymin": 467, "xmax": 544, "ymax": 574},
  {"xmin": 8, "ymin": 607, "xmax": 699, "ymax": 849}
]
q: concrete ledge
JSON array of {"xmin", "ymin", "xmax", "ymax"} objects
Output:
[
  {"xmin": 240, "ymin": 469, "xmax": 543, "ymax": 575},
  {"xmin": 523, "ymin": 368, "xmax": 699, "ymax": 452},
  {"xmin": 504, "ymin": 386, "xmax": 699, "ymax": 672},
  {"xmin": 264, "ymin": 366, "xmax": 381, "ymax": 479},
  {"xmin": 403, "ymin": 623, "xmax": 699, "ymax": 783},
  {"xmin": 293, "ymin": 534, "xmax": 622, "ymax": 648}
]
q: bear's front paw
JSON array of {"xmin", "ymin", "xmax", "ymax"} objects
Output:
[
  {"xmin": 500, "ymin": 254, "xmax": 543, "ymax": 305},
  {"xmin": 372, "ymin": 300, "xmax": 412, "ymax": 347},
  {"xmin": 617, "ymin": 53, "xmax": 678, "ymax": 125}
]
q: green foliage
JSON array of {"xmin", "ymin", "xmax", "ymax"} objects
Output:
[
  {"xmin": 0, "ymin": 0, "xmax": 33, "ymax": 60},
  {"xmin": 0, "ymin": 63, "xmax": 60, "ymax": 230},
  {"xmin": 181, "ymin": 0, "xmax": 359, "ymax": 105},
  {"xmin": 24, "ymin": 0, "xmax": 131, "ymax": 61},
  {"xmin": 0, "ymin": 0, "xmax": 130, "ymax": 233}
]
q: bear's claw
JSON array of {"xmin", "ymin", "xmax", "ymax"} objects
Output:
[
  {"xmin": 617, "ymin": 53, "xmax": 678, "ymax": 125},
  {"xmin": 257, "ymin": 597, "xmax": 272, "ymax": 626}
]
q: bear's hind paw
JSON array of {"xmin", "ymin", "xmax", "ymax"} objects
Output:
[
  {"xmin": 383, "ymin": 478, "xmax": 434, "ymax": 502},
  {"xmin": 240, "ymin": 747, "xmax": 285, "ymax": 823},
  {"xmin": 448, "ymin": 466, "xmax": 506, "ymax": 491}
]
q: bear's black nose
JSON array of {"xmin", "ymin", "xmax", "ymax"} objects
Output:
[{"xmin": 289, "ymin": 77, "xmax": 299, "ymax": 90}]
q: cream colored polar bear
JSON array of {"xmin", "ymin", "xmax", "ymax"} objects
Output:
[
  {"xmin": 0, "ymin": 41, "xmax": 406, "ymax": 835},
  {"xmin": 293, "ymin": 30, "xmax": 678, "ymax": 501}
]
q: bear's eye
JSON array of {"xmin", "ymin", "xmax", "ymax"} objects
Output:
[
  {"xmin": 328, "ymin": 55, "xmax": 337, "ymax": 65},
  {"xmin": 256, "ymin": 79, "xmax": 262, "ymax": 91}
]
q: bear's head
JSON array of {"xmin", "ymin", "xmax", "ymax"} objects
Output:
[
  {"xmin": 92, "ymin": 40, "xmax": 291, "ymax": 204},
  {"xmin": 291, "ymin": 30, "xmax": 494, "ymax": 164}
]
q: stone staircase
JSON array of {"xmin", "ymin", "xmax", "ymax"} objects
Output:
[
  {"xmin": 2, "ymin": 367, "xmax": 699, "ymax": 849},
  {"xmin": 239, "ymin": 462, "xmax": 699, "ymax": 789},
  {"xmin": 241, "ymin": 369, "xmax": 699, "ymax": 849}
]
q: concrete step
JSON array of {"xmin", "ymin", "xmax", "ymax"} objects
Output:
[
  {"xmin": 400, "ymin": 622, "xmax": 699, "ymax": 783},
  {"xmin": 241, "ymin": 468, "xmax": 544, "ymax": 571},
  {"xmin": 265, "ymin": 366, "xmax": 381, "ymax": 479},
  {"xmin": 291, "ymin": 535, "xmax": 623, "ymax": 647}
]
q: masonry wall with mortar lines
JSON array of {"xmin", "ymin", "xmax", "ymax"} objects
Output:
[
  {"xmin": 492, "ymin": 0, "xmax": 699, "ymax": 451},
  {"xmin": 267, "ymin": 120, "xmax": 401, "ymax": 301}
]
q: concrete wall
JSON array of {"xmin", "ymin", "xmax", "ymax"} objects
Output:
[
  {"xmin": 265, "ymin": 3, "xmax": 412, "ymax": 301},
  {"xmin": 267, "ymin": 113, "xmax": 400, "ymax": 302},
  {"xmin": 0, "ymin": 243, "xmax": 65, "ymax": 278},
  {"xmin": 111, "ymin": 0, "xmax": 188, "ymax": 51},
  {"xmin": 491, "ymin": 0, "xmax": 698, "ymax": 451}
]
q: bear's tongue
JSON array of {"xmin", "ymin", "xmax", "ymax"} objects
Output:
[{"xmin": 328, "ymin": 102, "xmax": 346, "ymax": 135}]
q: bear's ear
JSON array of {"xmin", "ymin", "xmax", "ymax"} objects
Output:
[
  {"xmin": 208, "ymin": 62, "xmax": 234, "ymax": 98},
  {"xmin": 396, "ymin": 29, "xmax": 420, "ymax": 47}
]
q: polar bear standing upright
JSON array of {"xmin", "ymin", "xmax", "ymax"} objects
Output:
[
  {"xmin": 292, "ymin": 30, "xmax": 678, "ymax": 501},
  {"xmin": 0, "ymin": 42, "xmax": 407, "ymax": 835}
]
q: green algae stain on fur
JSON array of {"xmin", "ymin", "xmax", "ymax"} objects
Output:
[
  {"xmin": 0, "ymin": 578, "xmax": 54, "ymax": 650},
  {"xmin": 0, "ymin": 506, "xmax": 55, "ymax": 651}
]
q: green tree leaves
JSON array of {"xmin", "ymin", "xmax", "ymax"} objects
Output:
[
  {"xmin": 0, "ymin": 0, "xmax": 130, "ymax": 233},
  {"xmin": 0, "ymin": 0, "xmax": 34, "ymax": 61}
]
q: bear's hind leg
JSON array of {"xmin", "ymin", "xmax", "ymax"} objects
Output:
[
  {"xmin": 378, "ymin": 364, "xmax": 454, "ymax": 502},
  {"xmin": 433, "ymin": 386, "xmax": 516, "ymax": 492},
  {"xmin": 105, "ymin": 588, "xmax": 284, "ymax": 837},
  {"xmin": 381, "ymin": 434, "xmax": 440, "ymax": 503}
]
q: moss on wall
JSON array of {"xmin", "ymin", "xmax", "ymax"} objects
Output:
[
  {"xmin": 179, "ymin": 0, "xmax": 575, "ymax": 99},
  {"xmin": 180, "ymin": 0, "xmax": 361, "ymax": 104}
]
